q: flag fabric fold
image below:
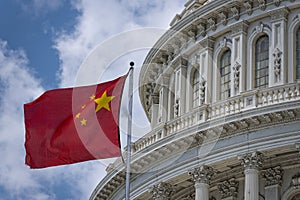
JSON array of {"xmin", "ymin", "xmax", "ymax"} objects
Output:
[{"xmin": 24, "ymin": 75, "xmax": 127, "ymax": 169}]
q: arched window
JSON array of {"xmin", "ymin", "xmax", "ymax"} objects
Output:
[
  {"xmin": 220, "ymin": 50, "xmax": 231, "ymax": 100},
  {"xmin": 291, "ymin": 193, "xmax": 300, "ymax": 200},
  {"xmin": 296, "ymin": 27, "xmax": 300, "ymax": 80},
  {"xmin": 255, "ymin": 35, "xmax": 269, "ymax": 88},
  {"xmin": 192, "ymin": 70, "xmax": 199, "ymax": 108}
]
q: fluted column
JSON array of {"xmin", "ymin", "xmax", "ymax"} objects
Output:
[
  {"xmin": 149, "ymin": 182, "xmax": 174, "ymax": 200},
  {"xmin": 188, "ymin": 165, "xmax": 215, "ymax": 200},
  {"xmin": 262, "ymin": 166, "xmax": 283, "ymax": 200},
  {"xmin": 238, "ymin": 152, "xmax": 264, "ymax": 200}
]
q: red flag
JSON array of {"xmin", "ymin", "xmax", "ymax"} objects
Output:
[{"xmin": 24, "ymin": 75, "xmax": 127, "ymax": 168}]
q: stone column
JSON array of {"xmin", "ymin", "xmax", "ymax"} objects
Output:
[
  {"xmin": 262, "ymin": 166, "xmax": 283, "ymax": 200},
  {"xmin": 149, "ymin": 182, "xmax": 174, "ymax": 200},
  {"xmin": 188, "ymin": 165, "xmax": 215, "ymax": 200},
  {"xmin": 218, "ymin": 178, "xmax": 239, "ymax": 200},
  {"xmin": 238, "ymin": 151, "xmax": 264, "ymax": 200}
]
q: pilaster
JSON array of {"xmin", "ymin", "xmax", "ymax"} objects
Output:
[
  {"xmin": 262, "ymin": 166, "xmax": 283, "ymax": 200},
  {"xmin": 158, "ymin": 75, "xmax": 170, "ymax": 124},
  {"xmin": 150, "ymin": 94, "xmax": 159, "ymax": 128},
  {"xmin": 174, "ymin": 57, "xmax": 188, "ymax": 117},
  {"xmin": 230, "ymin": 21, "xmax": 248, "ymax": 95},
  {"xmin": 149, "ymin": 182, "xmax": 175, "ymax": 200},
  {"xmin": 269, "ymin": 8, "xmax": 289, "ymax": 86},
  {"xmin": 218, "ymin": 178, "xmax": 239, "ymax": 200},
  {"xmin": 199, "ymin": 37, "xmax": 215, "ymax": 104}
]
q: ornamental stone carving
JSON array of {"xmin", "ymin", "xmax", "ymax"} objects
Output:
[
  {"xmin": 197, "ymin": 23, "xmax": 206, "ymax": 37},
  {"xmin": 219, "ymin": 12, "xmax": 227, "ymax": 25},
  {"xmin": 269, "ymin": 8, "xmax": 289, "ymax": 21},
  {"xmin": 174, "ymin": 99, "xmax": 180, "ymax": 117},
  {"xmin": 292, "ymin": 174, "xmax": 300, "ymax": 188},
  {"xmin": 191, "ymin": 54, "xmax": 199, "ymax": 68},
  {"xmin": 208, "ymin": 18, "xmax": 216, "ymax": 31},
  {"xmin": 188, "ymin": 28, "xmax": 197, "ymax": 43},
  {"xmin": 296, "ymin": 143, "xmax": 300, "ymax": 156},
  {"xmin": 238, "ymin": 151, "xmax": 264, "ymax": 170},
  {"xmin": 244, "ymin": 0, "xmax": 253, "ymax": 15},
  {"xmin": 188, "ymin": 165, "xmax": 215, "ymax": 184},
  {"xmin": 219, "ymin": 37, "xmax": 231, "ymax": 49},
  {"xmin": 273, "ymin": 48, "xmax": 282, "ymax": 82},
  {"xmin": 233, "ymin": 62, "xmax": 241, "ymax": 89},
  {"xmin": 262, "ymin": 166, "xmax": 283, "ymax": 187},
  {"xmin": 183, "ymin": 194, "xmax": 195, "ymax": 200},
  {"xmin": 199, "ymin": 75, "xmax": 207, "ymax": 104},
  {"xmin": 254, "ymin": 22, "xmax": 270, "ymax": 34},
  {"xmin": 274, "ymin": 0, "xmax": 281, "ymax": 7},
  {"xmin": 258, "ymin": 0, "xmax": 266, "ymax": 10},
  {"xmin": 149, "ymin": 182, "xmax": 175, "ymax": 200},
  {"xmin": 231, "ymin": 21, "xmax": 249, "ymax": 35},
  {"xmin": 231, "ymin": 6, "xmax": 240, "ymax": 20},
  {"xmin": 218, "ymin": 178, "xmax": 239, "ymax": 198}
]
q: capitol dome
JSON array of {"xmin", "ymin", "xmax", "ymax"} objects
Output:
[{"xmin": 91, "ymin": 0, "xmax": 300, "ymax": 199}]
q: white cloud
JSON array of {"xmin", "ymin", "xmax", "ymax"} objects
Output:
[
  {"xmin": 18, "ymin": 0, "xmax": 63, "ymax": 16},
  {"xmin": 0, "ymin": 40, "xmax": 50, "ymax": 199},
  {"xmin": 54, "ymin": 0, "xmax": 185, "ymax": 87},
  {"xmin": 0, "ymin": 39, "xmax": 108, "ymax": 200}
]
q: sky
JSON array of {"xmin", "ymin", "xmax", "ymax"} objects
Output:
[{"xmin": 0, "ymin": 0, "xmax": 186, "ymax": 199}]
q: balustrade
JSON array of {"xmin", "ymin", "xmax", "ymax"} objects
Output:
[{"xmin": 131, "ymin": 83, "xmax": 300, "ymax": 156}]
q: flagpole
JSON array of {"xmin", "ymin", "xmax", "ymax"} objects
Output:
[{"xmin": 125, "ymin": 62, "xmax": 134, "ymax": 200}]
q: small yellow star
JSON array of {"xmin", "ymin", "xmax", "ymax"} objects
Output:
[
  {"xmin": 75, "ymin": 113, "xmax": 81, "ymax": 119},
  {"xmin": 94, "ymin": 91, "xmax": 115, "ymax": 112},
  {"xmin": 81, "ymin": 104, "xmax": 86, "ymax": 109},
  {"xmin": 80, "ymin": 118, "xmax": 87, "ymax": 126},
  {"xmin": 90, "ymin": 94, "xmax": 95, "ymax": 101}
]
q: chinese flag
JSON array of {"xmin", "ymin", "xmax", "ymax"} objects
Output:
[{"xmin": 24, "ymin": 75, "xmax": 127, "ymax": 168}]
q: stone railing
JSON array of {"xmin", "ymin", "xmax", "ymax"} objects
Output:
[{"xmin": 132, "ymin": 82, "xmax": 300, "ymax": 155}]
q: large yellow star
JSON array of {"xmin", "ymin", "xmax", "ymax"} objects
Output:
[{"xmin": 94, "ymin": 91, "xmax": 115, "ymax": 112}]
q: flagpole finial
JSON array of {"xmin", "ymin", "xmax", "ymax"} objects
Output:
[{"xmin": 129, "ymin": 61, "xmax": 135, "ymax": 68}]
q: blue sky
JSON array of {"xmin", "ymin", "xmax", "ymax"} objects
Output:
[{"xmin": 0, "ymin": 0, "xmax": 185, "ymax": 199}]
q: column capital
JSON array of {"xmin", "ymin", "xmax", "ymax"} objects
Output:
[
  {"xmin": 188, "ymin": 165, "xmax": 215, "ymax": 184},
  {"xmin": 149, "ymin": 182, "xmax": 174, "ymax": 200},
  {"xmin": 198, "ymin": 37, "xmax": 215, "ymax": 51},
  {"xmin": 262, "ymin": 166, "xmax": 283, "ymax": 187},
  {"xmin": 269, "ymin": 7, "xmax": 289, "ymax": 22},
  {"xmin": 238, "ymin": 151, "xmax": 264, "ymax": 170},
  {"xmin": 230, "ymin": 21, "xmax": 249, "ymax": 36},
  {"xmin": 218, "ymin": 178, "xmax": 239, "ymax": 199}
]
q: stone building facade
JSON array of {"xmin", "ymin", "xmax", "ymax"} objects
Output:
[{"xmin": 90, "ymin": 0, "xmax": 300, "ymax": 199}]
